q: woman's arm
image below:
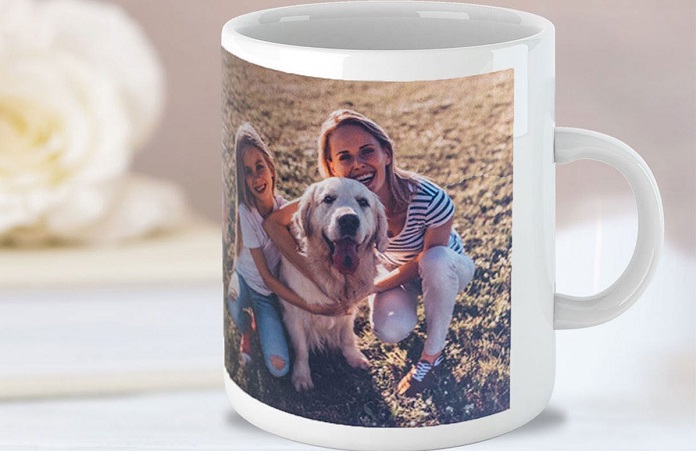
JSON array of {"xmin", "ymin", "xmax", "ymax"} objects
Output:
[
  {"xmin": 374, "ymin": 218, "xmax": 454, "ymax": 292},
  {"xmin": 249, "ymin": 248, "xmax": 347, "ymax": 317}
]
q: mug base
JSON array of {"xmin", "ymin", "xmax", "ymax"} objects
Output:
[{"xmin": 224, "ymin": 370, "xmax": 549, "ymax": 451}]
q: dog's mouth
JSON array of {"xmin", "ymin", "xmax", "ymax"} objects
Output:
[{"xmin": 323, "ymin": 233, "xmax": 360, "ymax": 275}]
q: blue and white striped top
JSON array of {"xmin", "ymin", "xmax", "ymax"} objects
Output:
[{"xmin": 379, "ymin": 178, "xmax": 464, "ymax": 267}]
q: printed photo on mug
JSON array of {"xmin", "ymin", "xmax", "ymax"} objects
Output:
[{"xmin": 223, "ymin": 54, "xmax": 515, "ymax": 428}]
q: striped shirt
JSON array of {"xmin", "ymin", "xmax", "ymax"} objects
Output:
[{"xmin": 379, "ymin": 178, "xmax": 464, "ymax": 267}]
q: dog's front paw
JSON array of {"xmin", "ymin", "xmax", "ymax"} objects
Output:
[
  {"xmin": 345, "ymin": 350, "xmax": 370, "ymax": 370},
  {"xmin": 292, "ymin": 364, "xmax": 314, "ymax": 392}
]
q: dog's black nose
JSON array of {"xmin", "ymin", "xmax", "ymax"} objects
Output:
[{"xmin": 338, "ymin": 213, "xmax": 360, "ymax": 236}]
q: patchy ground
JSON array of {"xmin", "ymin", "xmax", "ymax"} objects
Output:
[{"xmin": 222, "ymin": 54, "xmax": 513, "ymax": 427}]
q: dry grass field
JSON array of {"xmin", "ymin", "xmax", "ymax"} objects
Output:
[{"xmin": 223, "ymin": 53, "xmax": 513, "ymax": 427}]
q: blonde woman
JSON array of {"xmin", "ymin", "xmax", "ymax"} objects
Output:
[{"xmin": 265, "ymin": 110, "xmax": 475, "ymax": 396}]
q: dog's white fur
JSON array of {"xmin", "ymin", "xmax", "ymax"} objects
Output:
[{"xmin": 279, "ymin": 178, "xmax": 388, "ymax": 392}]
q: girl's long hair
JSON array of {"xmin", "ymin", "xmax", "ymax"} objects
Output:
[
  {"xmin": 233, "ymin": 123, "xmax": 277, "ymax": 258},
  {"xmin": 318, "ymin": 109, "xmax": 419, "ymax": 214}
]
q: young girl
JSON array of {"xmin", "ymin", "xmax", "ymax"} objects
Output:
[
  {"xmin": 265, "ymin": 110, "xmax": 475, "ymax": 396},
  {"xmin": 228, "ymin": 123, "xmax": 343, "ymax": 377}
]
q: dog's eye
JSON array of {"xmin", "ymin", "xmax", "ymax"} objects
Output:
[
  {"xmin": 357, "ymin": 198, "xmax": 369, "ymax": 208},
  {"xmin": 323, "ymin": 195, "xmax": 336, "ymax": 204}
]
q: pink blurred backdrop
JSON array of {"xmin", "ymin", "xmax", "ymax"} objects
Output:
[{"xmin": 114, "ymin": 0, "xmax": 694, "ymax": 253}]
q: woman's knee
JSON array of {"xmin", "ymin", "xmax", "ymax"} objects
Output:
[
  {"xmin": 373, "ymin": 320, "xmax": 415, "ymax": 344},
  {"xmin": 371, "ymin": 289, "xmax": 417, "ymax": 343},
  {"xmin": 458, "ymin": 253, "xmax": 476, "ymax": 287},
  {"xmin": 419, "ymin": 246, "xmax": 456, "ymax": 280},
  {"xmin": 419, "ymin": 246, "xmax": 475, "ymax": 289},
  {"xmin": 373, "ymin": 323, "xmax": 413, "ymax": 343}
]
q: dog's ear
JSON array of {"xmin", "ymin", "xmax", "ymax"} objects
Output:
[
  {"xmin": 295, "ymin": 184, "xmax": 317, "ymax": 239},
  {"xmin": 372, "ymin": 197, "xmax": 389, "ymax": 253}
]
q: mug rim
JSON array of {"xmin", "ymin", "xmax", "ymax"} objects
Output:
[{"xmin": 222, "ymin": 1, "xmax": 555, "ymax": 55}]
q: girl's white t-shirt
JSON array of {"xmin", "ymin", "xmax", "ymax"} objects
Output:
[{"xmin": 235, "ymin": 195, "xmax": 288, "ymax": 296}]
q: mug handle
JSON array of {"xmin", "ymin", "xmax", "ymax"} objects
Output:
[{"xmin": 553, "ymin": 127, "xmax": 664, "ymax": 330}]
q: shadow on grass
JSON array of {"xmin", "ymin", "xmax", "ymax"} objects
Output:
[
  {"xmin": 225, "ymin": 293, "xmax": 511, "ymax": 427},
  {"xmin": 225, "ymin": 313, "xmax": 395, "ymax": 427}
]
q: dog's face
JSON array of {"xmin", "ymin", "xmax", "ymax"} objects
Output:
[{"xmin": 295, "ymin": 178, "xmax": 388, "ymax": 275}]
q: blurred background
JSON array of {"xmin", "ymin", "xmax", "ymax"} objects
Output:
[{"xmin": 115, "ymin": 0, "xmax": 694, "ymax": 255}]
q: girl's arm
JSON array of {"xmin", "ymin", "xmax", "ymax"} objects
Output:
[
  {"xmin": 263, "ymin": 200, "xmax": 321, "ymax": 284},
  {"xmin": 374, "ymin": 217, "xmax": 454, "ymax": 293},
  {"xmin": 249, "ymin": 248, "xmax": 347, "ymax": 317}
]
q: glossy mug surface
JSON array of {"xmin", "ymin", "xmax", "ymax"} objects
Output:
[{"xmin": 221, "ymin": 3, "xmax": 663, "ymax": 450}]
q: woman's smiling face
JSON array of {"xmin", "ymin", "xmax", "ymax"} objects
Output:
[
  {"xmin": 242, "ymin": 146, "xmax": 274, "ymax": 203},
  {"xmin": 327, "ymin": 124, "xmax": 392, "ymax": 201}
]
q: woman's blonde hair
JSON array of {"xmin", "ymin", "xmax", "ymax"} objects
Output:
[
  {"xmin": 233, "ymin": 123, "xmax": 276, "ymax": 257},
  {"xmin": 318, "ymin": 109, "xmax": 419, "ymax": 213}
]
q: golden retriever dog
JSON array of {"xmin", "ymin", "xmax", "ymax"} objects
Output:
[{"xmin": 279, "ymin": 178, "xmax": 388, "ymax": 392}]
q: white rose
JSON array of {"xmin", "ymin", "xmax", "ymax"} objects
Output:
[
  {"xmin": 40, "ymin": 0, "xmax": 165, "ymax": 149},
  {"xmin": 0, "ymin": 0, "xmax": 187, "ymax": 245},
  {"xmin": 0, "ymin": 0, "xmax": 164, "ymax": 149}
]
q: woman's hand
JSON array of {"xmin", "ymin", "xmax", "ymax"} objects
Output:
[
  {"xmin": 307, "ymin": 301, "xmax": 353, "ymax": 317},
  {"xmin": 372, "ymin": 277, "xmax": 389, "ymax": 294},
  {"xmin": 372, "ymin": 261, "xmax": 418, "ymax": 293}
]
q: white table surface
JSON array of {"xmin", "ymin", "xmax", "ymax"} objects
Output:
[
  {"xmin": 0, "ymin": 216, "xmax": 693, "ymax": 450},
  {"xmin": 0, "ymin": 384, "xmax": 692, "ymax": 451}
]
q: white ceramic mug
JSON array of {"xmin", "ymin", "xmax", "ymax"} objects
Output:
[{"xmin": 221, "ymin": 2, "xmax": 663, "ymax": 449}]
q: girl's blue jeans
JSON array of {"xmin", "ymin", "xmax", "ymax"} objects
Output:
[{"xmin": 227, "ymin": 271, "xmax": 290, "ymax": 378}]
